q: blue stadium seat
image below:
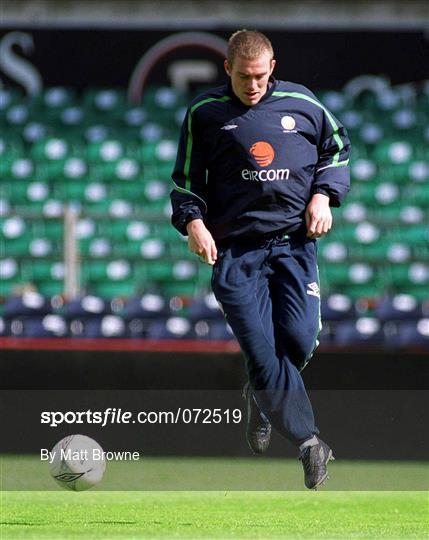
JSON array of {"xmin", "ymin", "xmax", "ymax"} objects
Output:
[
  {"xmin": 188, "ymin": 293, "xmax": 223, "ymax": 320},
  {"xmin": 193, "ymin": 319, "xmax": 234, "ymax": 340},
  {"xmin": 6, "ymin": 315, "xmax": 67, "ymax": 337},
  {"xmin": 385, "ymin": 319, "xmax": 429, "ymax": 348},
  {"xmin": 69, "ymin": 315, "xmax": 127, "ymax": 338},
  {"xmin": 320, "ymin": 294, "xmax": 356, "ymax": 321},
  {"xmin": 62, "ymin": 295, "xmax": 111, "ymax": 319},
  {"xmin": 123, "ymin": 294, "xmax": 169, "ymax": 319},
  {"xmin": 333, "ymin": 317, "xmax": 384, "ymax": 346},
  {"xmin": 146, "ymin": 317, "xmax": 195, "ymax": 340},
  {"xmin": 3, "ymin": 292, "xmax": 51, "ymax": 317},
  {"xmin": 375, "ymin": 295, "xmax": 422, "ymax": 321}
]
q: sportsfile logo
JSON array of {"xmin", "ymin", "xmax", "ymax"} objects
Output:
[{"xmin": 242, "ymin": 140, "xmax": 290, "ymax": 182}]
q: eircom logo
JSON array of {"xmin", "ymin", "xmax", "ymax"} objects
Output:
[
  {"xmin": 241, "ymin": 168, "xmax": 290, "ymax": 181},
  {"xmin": 250, "ymin": 141, "xmax": 275, "ymax": 166},
  {"xmin": 243, "ymin": 140, "xmax": 290, "ymax": 182}
]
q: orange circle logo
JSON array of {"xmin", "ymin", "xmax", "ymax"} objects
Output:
[{"xmin": 250, "ymin": 141, "xmax": 275, "ymax": 167}]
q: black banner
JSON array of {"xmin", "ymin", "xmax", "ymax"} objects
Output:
[{"xmin": 0, "ymin": 28, "xmax": 427, "ymax": 94}]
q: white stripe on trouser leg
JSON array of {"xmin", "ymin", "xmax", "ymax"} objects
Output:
[{"xmin": 299, "ymin": 435, "xmax": 318, "ymax": 452}]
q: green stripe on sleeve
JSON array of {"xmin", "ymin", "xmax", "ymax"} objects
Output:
[
  {"xmin": 172, "ymin": 181, "xmax": 207, "ymax": 212},
  {"xmin": 183, "ymin": 96, "xmax": 231, "ymax": 192}
]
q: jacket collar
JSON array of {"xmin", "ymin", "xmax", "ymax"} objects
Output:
[{"xmin": 227, "ymin": 76, "xmax": 277, "ymax": 108}]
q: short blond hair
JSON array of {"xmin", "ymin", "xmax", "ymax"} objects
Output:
[{"xmin": 227, "ymin": 29, "xmax": 274, "ymax": 65}]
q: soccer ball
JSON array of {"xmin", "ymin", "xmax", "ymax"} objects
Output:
[{"xmin": 49, "ymin": 434, "xmax": 106, "ymax": 491}]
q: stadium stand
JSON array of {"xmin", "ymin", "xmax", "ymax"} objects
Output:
[{"xmin": 0, "ymin": 82, "xmax": 428, "ymax": 346}]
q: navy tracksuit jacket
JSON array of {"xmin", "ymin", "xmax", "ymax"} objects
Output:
[{"xmin": 171, "ymin": 78, "xmax": 351, "ymax": 446}]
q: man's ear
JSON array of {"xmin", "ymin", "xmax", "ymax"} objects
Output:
[
  {"xmin": 270, "ymin": 59, "xmax": 276, "ymax": 75},
  {"xmin": 224, "ymin": 59, "xmax": 232, "ymax": 76}
]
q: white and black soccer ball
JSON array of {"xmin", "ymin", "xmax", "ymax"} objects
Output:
[{"xmin": 49, "ymin": 434, "xmax": 106, "ymax": 491}]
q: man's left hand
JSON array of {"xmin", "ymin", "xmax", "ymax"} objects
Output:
[{"xmin": 305, "ymin": 193, "xmax": 332, "ymax": 239}]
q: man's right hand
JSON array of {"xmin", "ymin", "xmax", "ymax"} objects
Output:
[{"xmin": 186, "ymin": 219, "xmax": 217, "ymax": 265}]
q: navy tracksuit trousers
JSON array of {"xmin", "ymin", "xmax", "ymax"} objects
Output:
[{"xmin": 211, "ymin": 230, "xmax": 321, "ymax": 446}]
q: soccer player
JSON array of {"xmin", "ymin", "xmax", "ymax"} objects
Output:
[{"xmin": 170, "ymin": 29, "xmax": 351, "ymax": 489}]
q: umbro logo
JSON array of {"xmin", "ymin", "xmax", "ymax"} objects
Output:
[
  {"xmin": 306, "ymin": 282, "xmax": 320, "ymax": 298},
  {"xmin": 54, "ymin": 472, "xmax": 85, "ymax": 482},
  {"xmin": 221, "ymin": 124, "xmax": 238, "ymax": 130}
]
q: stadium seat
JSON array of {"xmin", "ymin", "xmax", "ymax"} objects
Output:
[
  {"xmin": 188, "ymin": 293, "xmax": 224, "ymax": 320},
  {"xmin": 80, "ymin": 237, "xmax": 112, "ymax": 258},
  {"xmin": 84, "ymin": 88, "xmax": 127, "ymax": 115},
  {"xmin": 3, "ymin": 291, "xmax": 51, "ymax": 317},
  {"xmin": 31, "ymin": 137, "xmax": 70, "ymax": 162},
  {"xmin": 389, "ymin": 224, "xmax": 428, "ymax": 245},
  {"xmin": 69, "ymin": 315, "xmax": 128, "ymax": 338},
  {"xmin": 193, "ymin": 319, "xmax": 235, "ymax": 340},
  {"xmin": 91, "ymin": 281, "xmax": 136, "ymax": 299},
  {"xmin": 123, "ymin": 293, "xmax": 169, "ymax": 319},
  {"xmin": 333, "ymin": 317, "xmax": 384, "ymax": 346},
  {"xmin": 375, "ymin": 294, "xmax": 422, "ymax": 321},
  {"xmin": 43, "ymin": 87, "xmax": 76, "ymax": 110},
  {"xmin": 350, "ymin": 158, "xmax": 378, "ymax": 182},
  {"xmin": 405, "ymin": 184, "xmax": 429, "ymax": 206},
  {"xmin": 0, "ymin": 82, "xmax": 427, "ymax": 347},
  {"xmin": 354, "ymin": 240, "xmax": 410, "ymax": 263},
  {"xmin": 5, "ymin": 315, "xmax": 67, "ymax": 337},
  {"xmin": 62, "ymin": 295, "xmax": 111, "ymax": 319},
  {"xmin": 37, "ymin": 282, "xmax": 64, "ymax": 297},
  {"xmin": 320, "ymin": 293, "xmax": 356, "ymax": 321},
  {"xmin": 399, "ymin": 205, "xmax": 426, "ymax": 224},
  {"xmin": 146, "ymin": 316, "xmax": 195, "ymax": 340},
  {"xmin": 385, "ymin": 319, "xmax": 429, "ymax": 348},
  {"xmin": 385, "ymin": 263, "xmax": 429, "ymax": 289},
  {"xmin": 322, "ymin": 262, "xmax": 377, "ymax": 288},
  {"xmin": 21, "ymin": 259, "xmax": 64, "ymax": 283},
  {"xmin": 341, "ymin": 201, "xmax": 368, "ymax": 223},
  {"xmin": 159, "ymin": 281, "xmax": 200, "ymax": 298}
]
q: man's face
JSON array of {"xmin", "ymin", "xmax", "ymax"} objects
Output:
[{"xmin": 224, "ymin": 52, "xmax": 276, "ymax": 106}]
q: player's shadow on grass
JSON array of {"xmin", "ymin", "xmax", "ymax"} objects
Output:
[
  {"xmin": 1, "ymin": 520, "xmax": 137, "ymax": 526},
  {"xmin": 1, "ymin": 521, "xmax": 49, "ymax": 526},
  {"xmin": 87, "ymin": 520, "xmax": 137, "ymax": 525}
]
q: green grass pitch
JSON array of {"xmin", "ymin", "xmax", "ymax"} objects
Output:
[{"xmin": 1, "ymin": 457, "xmax": 428, "ymax": 539}]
